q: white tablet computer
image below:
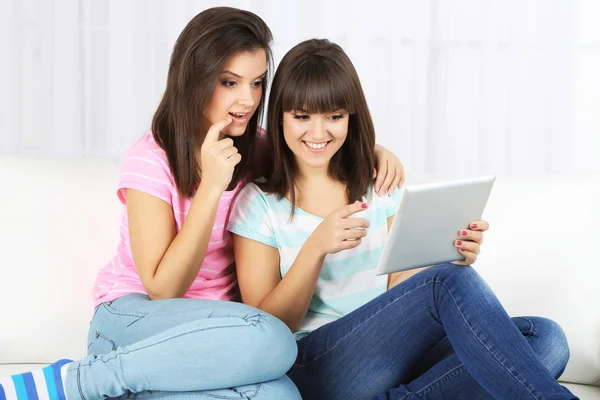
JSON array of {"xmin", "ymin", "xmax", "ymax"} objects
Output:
[{"xmin": 375, "ymin": 175, "xmax": 496, "ymax": 275}]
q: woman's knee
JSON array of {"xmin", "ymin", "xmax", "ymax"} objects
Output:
[
  {"xmin": 250, "ymin": 312, "xmax": 298, "ymax": 376},
  {"xmin": 521, "ymin": 316, "xmax": 570, "ymax": 379}
]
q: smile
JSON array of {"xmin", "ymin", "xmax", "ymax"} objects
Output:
[
  {"xmin": 303, "ymin": 141, "xmax": 331, "ymax": 153},
  {"xmin": 229, "ymin": 112, "xmax": 251, "ymax": 122}
]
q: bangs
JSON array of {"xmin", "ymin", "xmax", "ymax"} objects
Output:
[{"xmin": 280, "ymin": 57, "xmax": 357, "ymax": 114}]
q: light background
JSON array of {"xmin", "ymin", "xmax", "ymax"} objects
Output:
[{"xmin": 1, "ymin": 0, "xmax": 599, "ymax": 178}]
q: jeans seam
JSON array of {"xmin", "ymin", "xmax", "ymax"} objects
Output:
[
  {"xmin": 394, "ymin": 365, "xmax": 466, "ymax": 400},
  {"xmin": 428, "ymin": 337, "xmax": 448, "ymax": 352},
  {"xmin": 76, "ymin": 363, "xmax": 87, "ymax": 400},
  {"xmin": 148, "ymin": 392, "xmax": 249, "ymax": 399},
  {"xmin": 142, "ymin": 385, "xmax": 260, "ymax": 399},
  {"xmin": 436, "ymin": 279, "xmax": 540, "ymax": 400},
  {"xmin": 525, "ymin": 317, "xmax": 536, "ymax": 337},
  {"xmin": 77, "ymin": 323, "xmax": 260, "ymax": 386},
  {"xmin": 414, "ymin": 364, "xmax": 465, "ymax": 397},
  {"xmin": 241, "ymin": 382, "xmax": 261, "ymax": 399}
]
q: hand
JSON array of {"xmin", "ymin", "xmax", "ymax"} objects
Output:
[
  {"xmin": 374, "ymin": 144, "xmax": 405, "ymax": 196},
  {"xmin": 199, "ymin": 118, "xmax": 241, "ymax": 193},
  {"xmin": 452, "ymin": 220, "xmax": 489, "ymax": 266},
  {"xmin": 308, "ymin": 201, "xmax": 371, "ymax": 256}
]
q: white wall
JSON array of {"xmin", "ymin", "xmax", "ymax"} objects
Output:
[{"xmin": 1, "ymin": 0, "xmax": 599, "ymax": 178}]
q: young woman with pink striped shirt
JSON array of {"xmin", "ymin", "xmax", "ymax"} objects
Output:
[{"xmin": 0, "ymin": 7, "xmax": 405, "ymax": 400}]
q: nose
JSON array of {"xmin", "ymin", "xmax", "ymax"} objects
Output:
[
  {"xmin": 309, "ymin": 118, "xmax": 327, "ymax": 141},
  {"xmin": 238, "ymin": 85, "xmax": 257, "ymax": 108}
]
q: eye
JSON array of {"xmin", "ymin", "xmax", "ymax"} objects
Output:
[
  {"xmin": 252, "ymin": 80, "xmax": 264, "ymax": 88},
  {"xmin": 329, "ymin": 114, "xmax": 346, "ymax": 121},
  {"xmin": 221, "ymin": 80, "xmax": 237, "ymax": 88},
  {"xmin": 292, "ymin": 114, "xmax": 309, "ymax": 120}
]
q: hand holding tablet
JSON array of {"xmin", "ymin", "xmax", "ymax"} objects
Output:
[{"xmin": 375, "ymin": 175, "xmax": 496, "ymax": 275}]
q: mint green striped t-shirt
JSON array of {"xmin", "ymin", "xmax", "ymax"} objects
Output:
[{"xmin": 227, "ymin": 181, "xmax": 403, "ymax": 337}]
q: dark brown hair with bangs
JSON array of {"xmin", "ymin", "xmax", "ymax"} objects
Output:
[
  {"xmin": 260, "ymin": 39, "xmax": 376, "ymax": 216},
  {"xmin": 151, "ymin": 7, "xmax": 272, "ymax": 198}
]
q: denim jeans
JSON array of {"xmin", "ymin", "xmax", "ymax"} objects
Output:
[
  {"xmin": 64, "ymin": 294, "xmax": 301, "ymax": 399},
  {"xmin": 288, "ymin": 263, "xmax": 577, "ymax": 400}
]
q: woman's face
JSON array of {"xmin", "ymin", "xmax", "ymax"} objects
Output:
[
  {"xmin": 203, "ymin": 49, "xmax": 267, "ymax": 137},
  {"xmin": 282, "ymin": 109, "xmax": 349, "ymax": 171}
]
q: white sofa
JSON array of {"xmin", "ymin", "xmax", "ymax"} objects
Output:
[{"xmin": 0, "ymin": 156, "xmax": 599, "ymax": 398}]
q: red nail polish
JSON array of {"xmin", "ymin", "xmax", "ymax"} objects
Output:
[
  {"xmin": 461, "ymin": 230, "xmax": 467, "ymax": 237},
  {"xmin": 470, "ymin": 223, "xmax": 477, "ymax": 229},
  {"xmin": 456, "ymin": 240, "xmax": 462, "ymax": 246},
  {"xmin": 361, "ymin": 203, "xmax": 368, "ymax": 208}
]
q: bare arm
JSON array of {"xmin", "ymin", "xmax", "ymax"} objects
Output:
[
  {"xmin": 234, "ymin": 201, "xmax": 369, "ymax": 332},
  {"xmin": 128, "ymin": 118, "xmax": 240, "ymax": 300},
  {"xmin": 127, "ymin": 183, "xmax": 223, "ymax": 300},
  {"xmin": 233, "ymin": 234, "xmax": 325, "ymax": 332}
]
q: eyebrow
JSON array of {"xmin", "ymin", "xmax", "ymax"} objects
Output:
[{"xmin": 220, "ymin": 70, "xmax": 267, "ymax": 80}]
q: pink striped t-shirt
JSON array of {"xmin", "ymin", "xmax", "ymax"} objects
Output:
[{"xmin": 92, "ymin": 132, "xmax": 246, "ymax": 306}]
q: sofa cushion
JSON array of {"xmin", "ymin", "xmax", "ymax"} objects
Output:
[
  {"xmin": 0, "ymin": 157, "xmax": 122, "ymax": 362},
  {"xmin": 476, "ymin": 174, "xmax": 600, "ymax": 386}
]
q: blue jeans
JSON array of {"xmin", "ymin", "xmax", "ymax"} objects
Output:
[
  {"xmin": 288, "ymin": 263, "xmax": 576, "ymax": 400},
  {"xmin": 65, "ymin": 294, "xmax": 301, "ymax": 399}
]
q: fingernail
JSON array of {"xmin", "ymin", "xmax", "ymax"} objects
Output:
[
  {"xmin": 361, "ymin": 203, "xmax": 368, "ymax": 209},
  {"xmin": 470, "ymin": 223, "xmax": 477, "ymax": 229},
  {"xmin": 459, "ymin": 248, "xmax": 465, "ymax": 252},
  {"xmin": 456, "ymin": 240, "xmax": 462, "ymax": 246},
  {"xmin": 461, "ymin": 230, "xmax": 467, "ymax": 237}
]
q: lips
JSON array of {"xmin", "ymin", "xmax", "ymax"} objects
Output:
[
  {"xmin": 303, "ymin": 140, "xmax": 331, "ymax": 153},
  {"xmin": 228, "ymin": 111, "xmax": 252, "ymax": 124}
]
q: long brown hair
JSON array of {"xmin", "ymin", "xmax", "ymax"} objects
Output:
[
  {"xmin": 261, "ymin": 39, "xmax": 376, "ymax": 217},
  {"xmin": 151, "ymin": 7, "xmax": 272, "ymax": 197}
]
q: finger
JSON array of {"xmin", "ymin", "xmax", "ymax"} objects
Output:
[
  {"xmin": 396, "ymin": 159, "xmax": 405, "ymax": 188},
  {"xmin": 204, "ymin": 118, "xmax": 233, "ymax": 146},
  {"xmin": 458, "ymin": 248, "xmax": 477, "ymax": 265},
  {"xmin": 339, "ymin": 238, "xmax": 362, "ymax": 251},
  {"xmin": 339, "ymin": 228, "xmax": 368, "ymax": 241},
  {"xmin": 389, "ymin": 161, "xmax": 402, "ymax": 193},
  {"xmin": 220, "ymin": 146, "xmax": 239, "ymax": 159},
  {"xmin": 374, "ymin": 159, "xmax": 388, "ymax": 194},
  {"xmin": 227, "ymin": 153, "xmax": 242, "ymax": 166},
  {"xmin": 468, "ymin": 220, "xmax": 489, "ymax": 232},
  {"xmin": 338, "ymin": 201, "xmax": 368, "ymax": 218},
  {"xmin": 455, "ymin": 240, "xmax": 480, "ymax": 255},
  {"xmin": 212, "ymin": 138, "xmax": 235, "ymax": 153},
  {"xmin": 458, "ymin": 229, "xmax": 484, "ymax": 244},
  {"xmin": 340, "ymin": 217, "xmax": 370, "ymax": 229},
  {"xmin": 379, "ymin": 162, "xmax": 395, "ymax": 196}
]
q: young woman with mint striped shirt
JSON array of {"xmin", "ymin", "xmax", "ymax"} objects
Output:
[{"xmin": 227, "ymin": 39, "xmax": 576, "ymax": 400}]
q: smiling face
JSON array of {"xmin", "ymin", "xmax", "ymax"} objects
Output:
[
  {"xmin": 202, "ymin": 49, "xmax": 268, "ymax": 137},
  {"xmin": 282, "ymin": 109, "xmax": 350, "ymax": 172}
]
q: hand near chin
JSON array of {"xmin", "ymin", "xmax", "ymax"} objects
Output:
[{"xmin": 199, "ymin": 118, "xmax": 241, "ymax": 193}]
